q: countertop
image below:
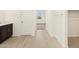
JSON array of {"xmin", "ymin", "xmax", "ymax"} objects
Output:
[{"xmin": 0, "ymin": 23, "xmax": 13, "ymax": 26}]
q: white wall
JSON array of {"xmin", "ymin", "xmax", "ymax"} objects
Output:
[
  {"xmin": 53, "ymin": 10, "xmax": 68, "ymax": 47},
  {"xmin": 68, "ymin": 11, "xmax": 79, "ymax": 37},
  {"xmin": 4, "ymin": 10, "xmax": 36, "ymax": 36},
  {"xmin": 5, "ymin": 10, "xmax": 22, "ymax": 36},
  {"xmin": 46, "ymin": 10, "xmax": 54, "ymax": 37},
  {"xmin": 46, "ymin": 10, "xmax": 68, "ymax": 47},
  {"xmin": 0, "ymin": 10, "xmax": 5, "ymax": 23}
]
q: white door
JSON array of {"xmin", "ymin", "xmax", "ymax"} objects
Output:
[{"xmin": 21, "ymin": 10, "xmax": 36, "ymax": 36}]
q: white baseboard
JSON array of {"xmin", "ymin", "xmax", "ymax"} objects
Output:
[
  {"xmin": 46, "ymin": 30, "xmax": 53, "ymax": 37},
  {"xmin": 46, "ymin": 30, "xmax": 68, "ymax": 48},
  {"xmin": 54, "ymin": 36, "xmax": 68, "ymax": 48},
  {"xmin": 68, "ymin": 35, "xmax": 79, "ymax": 37}
]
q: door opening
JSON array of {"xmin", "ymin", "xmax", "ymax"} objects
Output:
[{"xmin": 36, "ymin": 10, "xmax": 46, "ymax": 30}]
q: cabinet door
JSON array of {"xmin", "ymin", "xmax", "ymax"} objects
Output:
[
  {"xmin": 7, "ymin": 24, "xmax": 13, "ymax": 37},
  {"xmin": 0, "ymin": 26, "xmax": 8, "ymax": 40}
]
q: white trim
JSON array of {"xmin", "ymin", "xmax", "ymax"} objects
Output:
[{"xmin": 68, "ymin": 35, "xmax": 79, "ymax": 37}]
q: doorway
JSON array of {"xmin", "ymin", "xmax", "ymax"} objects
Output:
[
  {"xmin": 68, "ymin": 10, "xmax": 79, "ymax": 48},
  {"xmin": 36, "ymin": 10, "xmax": 46, "ymax": 30}
]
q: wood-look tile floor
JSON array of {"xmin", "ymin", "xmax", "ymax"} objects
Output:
[
  {"xmin": 68, "ymin": 37, "xmax": 79, "ymax": 48},
  {"xmin": 0, "ymin": 30, "xmax": 63, "ymax": 48}
]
